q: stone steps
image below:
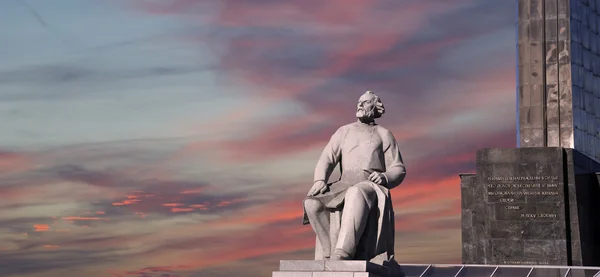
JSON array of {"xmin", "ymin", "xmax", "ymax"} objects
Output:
[
  {"xmin": 272, "ymin": 272, "xmax": 378, "ymax": 277},
  {"xmin": 272, "ymin": 260, "xmax": 390, "ymax": 277}
]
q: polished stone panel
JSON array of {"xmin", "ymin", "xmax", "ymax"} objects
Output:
[
  {"xmin": 476, "ymin": 148, "xmax": 567, "ymax": 265},
  {"xmin": 461, "ymin": 147, "xmax": 600, "ymax": 266}
]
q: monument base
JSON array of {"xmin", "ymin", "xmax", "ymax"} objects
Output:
[
  {"xmin": 273, "ymin": 260, "xmax": 403, "ymax": 277},
  {"xmin": 461, "ymin": 147, "xmax": 600, "ymax": 266}
]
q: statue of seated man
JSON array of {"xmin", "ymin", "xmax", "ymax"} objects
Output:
[{"xmin": 302, "ymin": 91, "xmax": 406, "ymax": 263}]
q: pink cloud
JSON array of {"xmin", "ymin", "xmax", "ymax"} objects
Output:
[
  {"xmin": 0, "ymin": 151, "xmax": 35, "ymax": 176},
  {"xmin": 62, "ymin": 216, "xmax": 109, "ymax": 221},
  {"xmin": 139, "ymin": 1, "xmax": 484, "ymax": 165}
]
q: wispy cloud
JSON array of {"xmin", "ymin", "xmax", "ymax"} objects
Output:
[{"xmin": 0, "ymin": 0, "xmax": 517, "ymax": 276}]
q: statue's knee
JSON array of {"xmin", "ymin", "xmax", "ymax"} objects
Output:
[
  {"xmin": 346, "ymin": 185, "xmax": 362, "ymax": 198},
  {"xmin": 304, "ymin": 198, "xmax": 324, "ymax": 214},
  {"xmin": 345, "ymin": 183, "xmax": 374, "ymax": 201}
]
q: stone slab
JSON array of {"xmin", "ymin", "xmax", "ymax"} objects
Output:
[
  {"xmin": 272, "ymin": 272, "xmax": 380, "ymax": 277},
  {"xmin": 280, "ymin": 260, "xmax": 386, "ymax": 273},
  {"xmin": 313, "ymin": 272, "xmax": 356, "ymax": 277},
  {"xmin": 279, "ymin": 261, "xmax": 389, "ymax": 277},
  {"xmin": 280, "ymin": 260, "xmax": 325, "ymax": 271},
  {"xmin": 476, "ymin": 147, "xmax": 568, "ymax": 265},
  {"xmin": 273, "ymin": 272, "xmax": 313, "ymax": 277},
  {"xmin": 324, "ymin": 261, "xmax": 385, "ymax": 273},
  {"xmin": 461, "ymin": 147, "xmax": 600, "ymax": 266}
]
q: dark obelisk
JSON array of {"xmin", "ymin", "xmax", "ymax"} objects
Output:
[
  {"xmin": 461, "ymin": 0, "xmax": 600, "ymax": 267},
  {"xmin": 516, "ymin": 0, "xmax": 573, "ymax": 149},
  {"xmin": 517, "ymin": 0, "xmax": 600, "ymax": 160}
]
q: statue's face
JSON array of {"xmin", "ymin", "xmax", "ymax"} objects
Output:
[{"xmin": 356, "ymin": 93, "xmax": 377, "ymax": 119}]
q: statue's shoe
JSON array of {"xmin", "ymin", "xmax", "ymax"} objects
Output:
[{"xmin": 330, "ymin": 249, "xmax": 352, "ymax": 260}]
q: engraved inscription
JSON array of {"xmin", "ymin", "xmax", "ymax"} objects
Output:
[
  {"xmin": 487, "ymin": 176, "xmax": 559, "ymax": 181},
  {"xmin": 520, "ymin": 213, "xmax": 557, "ymax": 218},
  {"xmin": 502, "ymin": 260, "xmax": 550, "ymax": 265},
  {"xmin": 477, "ymin": 149, "xmax": 567, "ymax": 266},
  {"xmin": 487, "ymin": 191, "xmax": 560, "ymax": 196},
  {"xmin": 485, "ymin": 175, "xmax": 562, "ymax": 221},
  {"xmin": 485, "ymin": 175, "xmax": 562, "ymax": 204}
]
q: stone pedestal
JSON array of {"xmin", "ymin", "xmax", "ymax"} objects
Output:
[
  {"xmin": 461, "ymin": 147, "xmax": 600, "ymax": 266},
  {"xmin": 273, "ymin": 260, "xmax": 402, "ymax": 277}
]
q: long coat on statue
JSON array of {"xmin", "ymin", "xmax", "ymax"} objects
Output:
[{"xmin": 302, "ymin": 122, "xmax": 406, "ymax": 264}]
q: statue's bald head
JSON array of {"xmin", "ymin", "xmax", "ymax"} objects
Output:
[{"xmin": 356, "ymin": 91, "xmax": 385, "ymax": 120}]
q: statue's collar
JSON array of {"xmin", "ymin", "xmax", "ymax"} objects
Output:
[{"xmin": 356, "ymin": 120, "xmax": 377, "ymax": 126}]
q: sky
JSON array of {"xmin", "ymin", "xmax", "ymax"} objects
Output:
[{"xmin": 0, "ymin": 0, "xmax": 517, "ymax": 276}]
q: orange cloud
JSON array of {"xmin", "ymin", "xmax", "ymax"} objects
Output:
[
  {"xmin": 215, "ymin": 198, "xmax": 245, "ymax": 207},
  {"xmin": 161, "ymin": 203, "xmax": 184, "ymax": 207},
  {"xmin": 171, "ymin": 208, "xmax": 194, "ymax": 213},
  {"xmin": 33, "ymin": 224, "xmax": 49, "ymax": 232},
  {"xmin": 188, "ymin": 204, "xmax": 207, "ymax": 210},
  {"xmin": 180, "ymin": 188, "xmax": 204, "ymax": 194},
  {"xmin": 112, "ymin": 199, "xmax": 140, "ymax": 206}
]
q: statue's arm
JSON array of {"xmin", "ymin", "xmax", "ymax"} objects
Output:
[
  {"xmin": 313, "ymin": 127, "xmax": 344, "ymax": 184},
  {"xmin": 382, "ymin": 131, "xmax": 406, "ymax": 189}
]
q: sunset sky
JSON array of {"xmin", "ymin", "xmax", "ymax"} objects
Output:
[{"xmin": 0, "ymin": 1, "xmax": 517, "ymax": 276}]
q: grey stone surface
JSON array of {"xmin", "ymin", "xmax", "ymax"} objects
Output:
[
  {"xmin": 303, "ymin": 91, "xmax": 405, "ymax": 263},
  {"xmin": 275, "ymin": 260, "xmax": 394, "ymax": 277},
  {"xmin": 325, "ymin": 261, "xmax": 389, "ymax": 276},
  {"xmin": 312, "ymin": 272, "xmax": 354, "ymax": 277},
  {"xmin": 280, "ymin": 260, "xmax": 325, "ymax": 271},
  {"xmin": 275, "ymin": 264, "xmax": 600, "ymax": 277},
  {"xmin": 466, "ymin": 148, "xmax": 568, "ymax": 265},
  {"xmin": 280, "ymin": 260, "xmax": 392, "ymax": 277},
  {"xmin": 281, "ymin": 260, "xmax": 385, "ymax": 273},
  {"xmin": 461, "ymin": 147, "xmax": 600, "ymax": 266},
  {"xmin": 460, "ymin": 173, "xmax": 484, "ymax": 264},
  {"xmin": 513, "ymin": 0, "xmax": 600, "ymax": 154},
  {"xmin": 352, "ymin": 273, "xmax": 380, "ymax": 277},
  {"xmin": 273, "ymin": 272, "xmax": 313, "ymax": 277}
]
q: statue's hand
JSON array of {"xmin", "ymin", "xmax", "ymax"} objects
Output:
[
  {"xmin": 307, "ymin": 180, "xmax": 328, "ymax": 196},
  {"xmin": 368, "ymin": 172, "xmax": 387, "ymax": 185}
]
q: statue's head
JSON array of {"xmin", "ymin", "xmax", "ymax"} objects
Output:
[{"xmin": 356, "ymin": 91, "xmax": 385, "ymax": 120}]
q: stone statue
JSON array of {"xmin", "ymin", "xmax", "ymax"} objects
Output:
[{"xmin": 302, "ymin": 91, "xmax": 406, "ymax": 264}]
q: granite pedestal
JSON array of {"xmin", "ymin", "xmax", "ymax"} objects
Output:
[
  {"xmin": 273, "ymin": 260, "xmax": 403, "ymax": 277},
  {"xmin": 461, "ymin": 147, "xmax": 600, "ymax": 266}
]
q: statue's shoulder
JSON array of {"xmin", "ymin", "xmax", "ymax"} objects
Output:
[
  {"xmin": 340, "ymin": 123, "xmax": 356, "ymax": 130},
  {"xmin": 329, "ymin": 124, "xmax": 352, "ymax": 138},
  {"xmin": 333, "ymin": 123, "xmax": 354, "ymax": 133},
  {"xmin": 375, "ymin": 125, "xmax": 395, "ymax": 139}
]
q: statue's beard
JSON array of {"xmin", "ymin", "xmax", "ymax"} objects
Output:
[{"xmin": 356, "ymin": 108, "xmax": 376, "ymax": 119}]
